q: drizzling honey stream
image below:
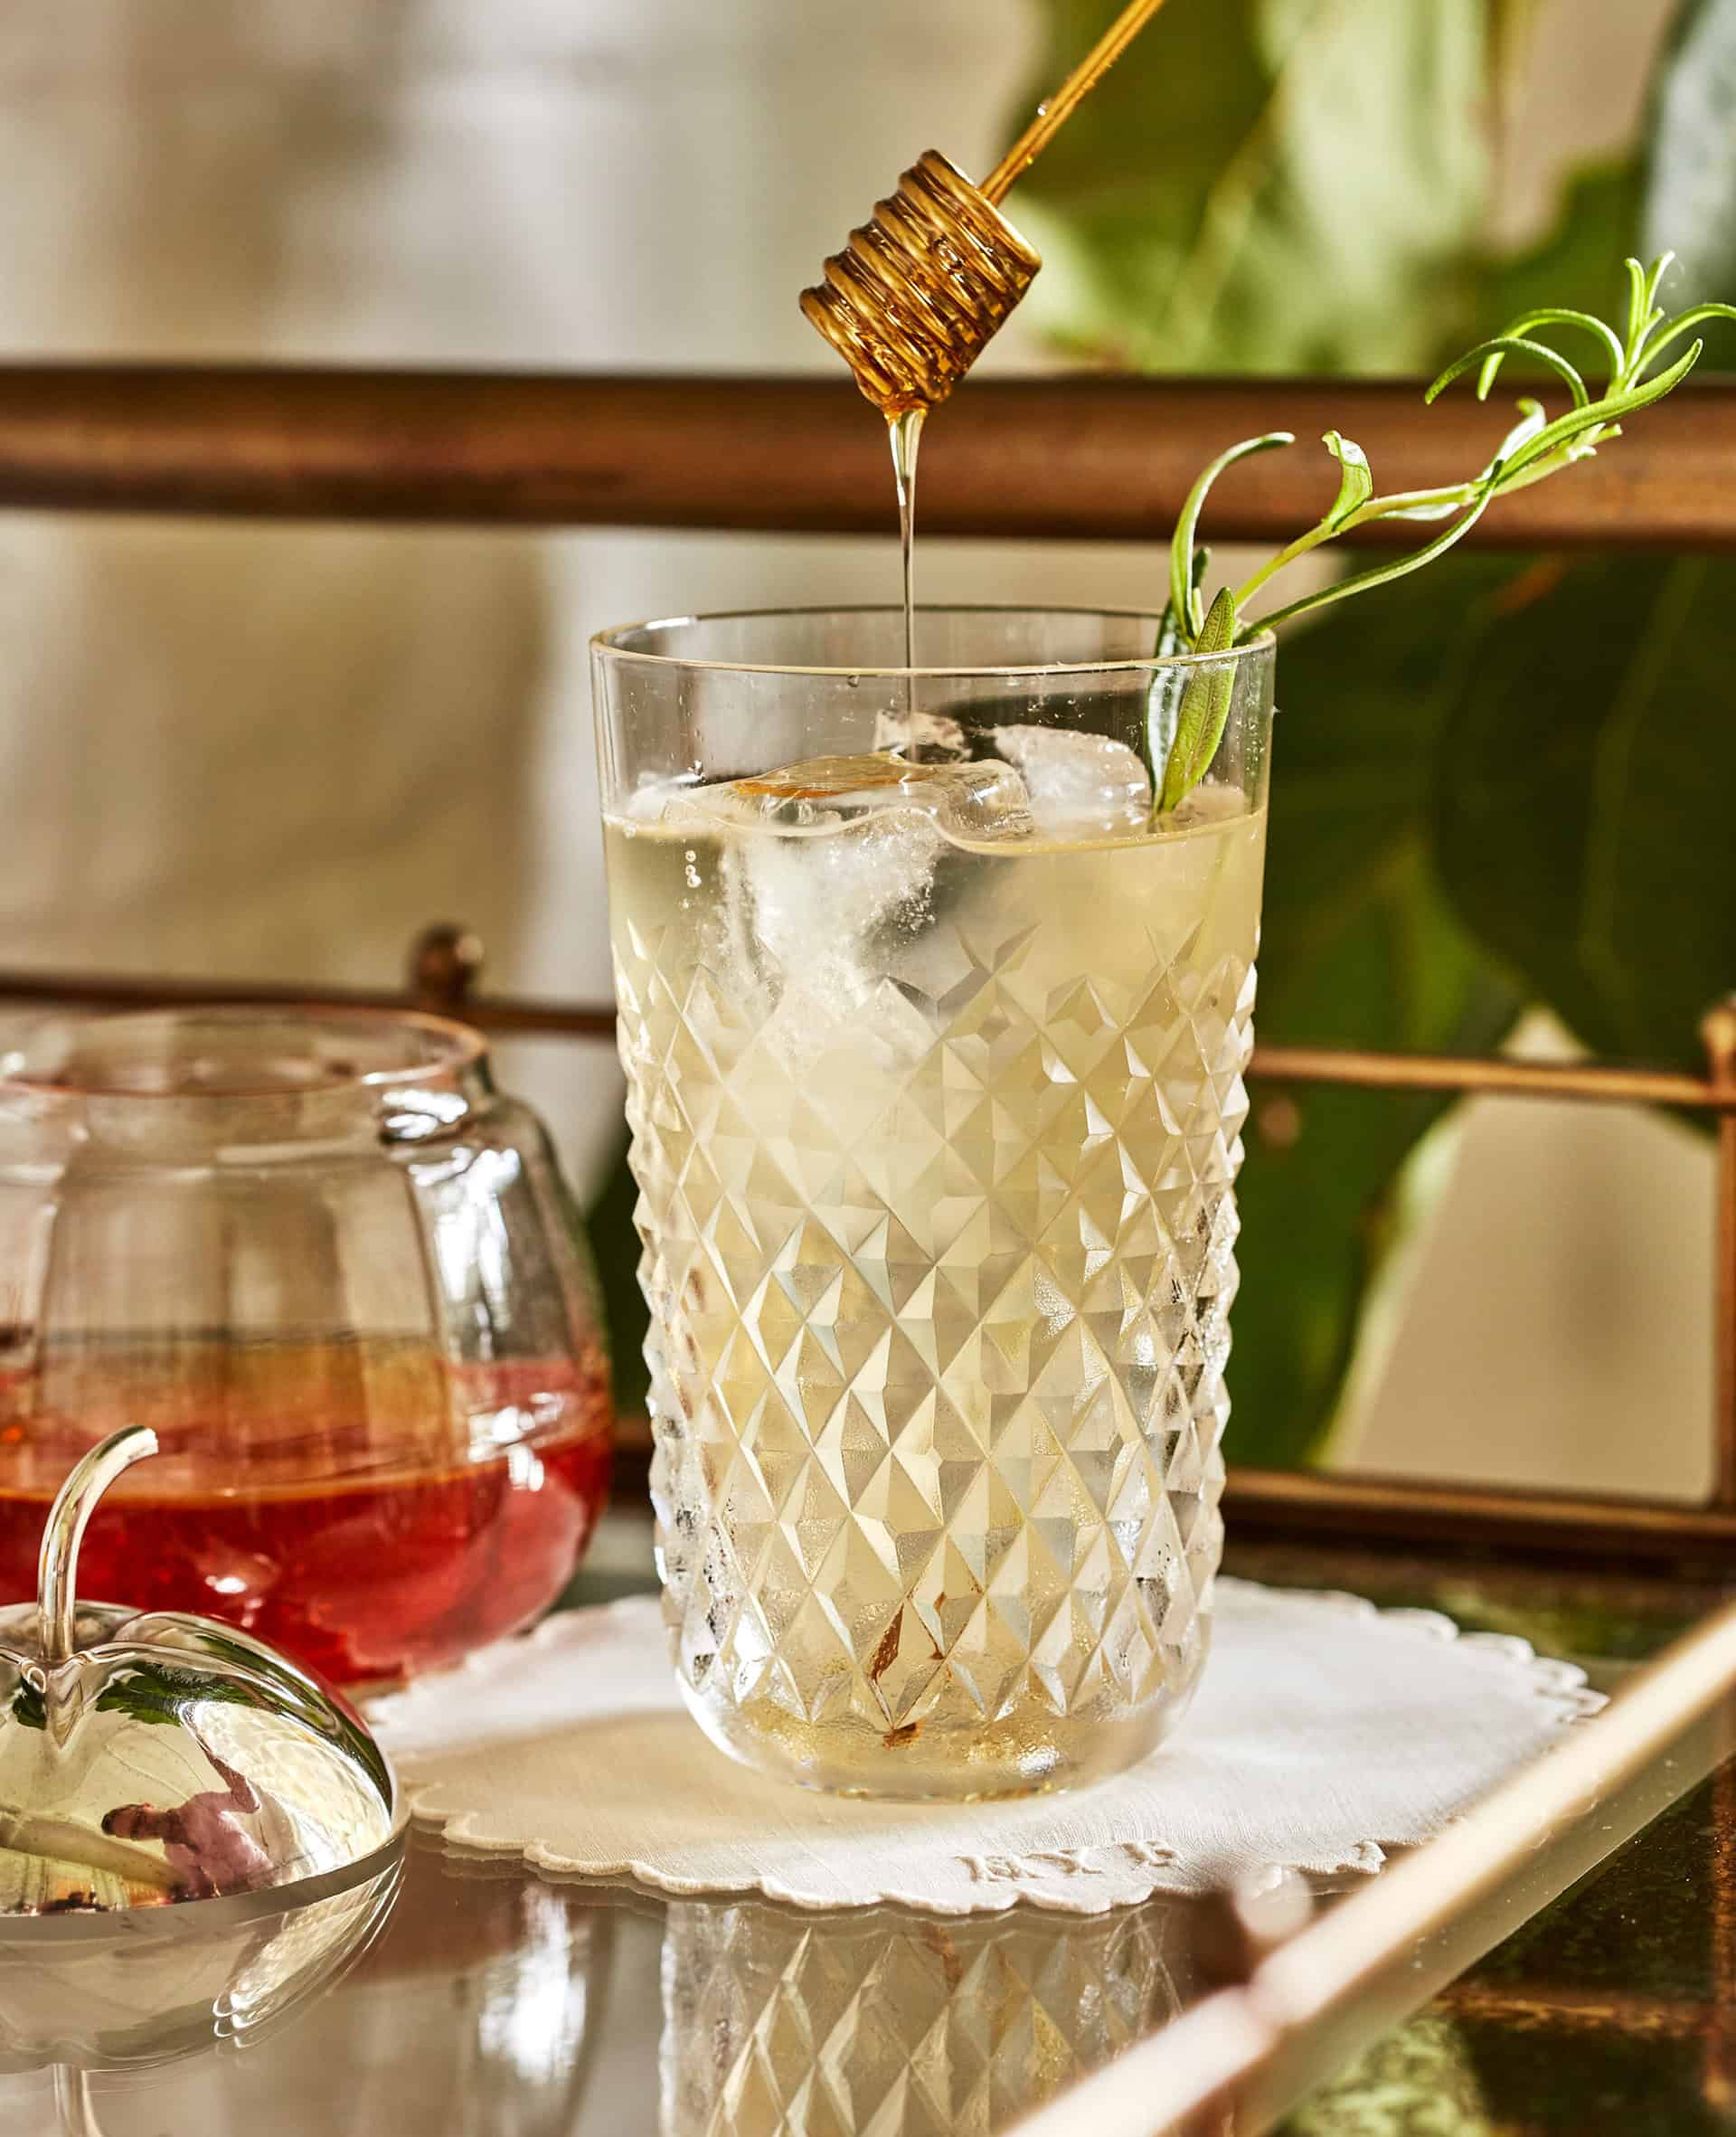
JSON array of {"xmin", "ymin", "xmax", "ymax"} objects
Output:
[{"xmin": 799, "ymin": 0, "xmax": 1171, "ymax": 694}]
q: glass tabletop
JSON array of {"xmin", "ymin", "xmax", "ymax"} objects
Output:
[{"xmin": 2, "ymin": 1519, "xmax": 1729, "ymax": 2137}]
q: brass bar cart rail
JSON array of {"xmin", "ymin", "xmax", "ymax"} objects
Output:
[{"xmin": 0, "ymin": 366, "xmax": 1732, "ymax": 548}]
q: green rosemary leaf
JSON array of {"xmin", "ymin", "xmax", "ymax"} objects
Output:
[
  {"xmin": 1155, "ymin": 551, "xmax": 1207, "ymax": 658},
  {"xmin": 1322, "ymin": 430, "xmax": 1374, "ymax": 528},
  {"xmin": 1156, "ymin": 260, "xmax": 1720, "ymax": 700},
  {"xmin": 1253, "ymin": 488, "xmax": 1495, "ymax": 635},
  {"xmin": 1486, "ymin": 396, "xmax": 1548, "ymax": 474},
  {"xmin": 1170, "ymin": 432, "xmax": 1293, "ymax": 636},
  {"xmin": 1360, "ymin": 489, "xmax": 1474, "ymax": 525},
  {"xmin": 1479, "ymin": 307, "xmax": 1628, "ymax": 386},
  {"xmin": 1639, "ymin": 300, "xmax": 1736, "ymax": 369},
  {"xmin": 1159, "ymin": 587, "xmax": 1239, "ymax": 813},
  {"xmin": 1501, "ymin": 336, "xmax": 1703, "ymax": 480},
  {"xmin": 1426, "ymin": 335, "xmax": 1589, "ymax": 409},
  {"xmin": 1623, "ymin": 257, "xmax": 1652, "ymax": 355},
  {"xmin": 1145, "ymin": 546, "xmax": 1208, "ymax": 799}
]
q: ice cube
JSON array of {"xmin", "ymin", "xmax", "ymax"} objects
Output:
[
  {"xmin": 671, "ymin": 752, "xmax": 1031, "ymax": 1071},
  {"xmin": 620, "ymin": 772, "xmax": 700, "ymax": 823},
  {"xmin": 736, "ymin": 808, "xmax": 940, "ymax": 1008},
  {"xmin": 990, "ymin": 724, "xmax": 1152, "ymax": 837}
]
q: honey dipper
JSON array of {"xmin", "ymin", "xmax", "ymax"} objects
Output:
[{"xmin": 801, "ymin": 0, "xmax": 1171, "ymax": 414}]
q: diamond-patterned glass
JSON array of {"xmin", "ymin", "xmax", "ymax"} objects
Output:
[{"xmin": 608, "ymin": 795, "xmax": 1265, "ymax": 1796}]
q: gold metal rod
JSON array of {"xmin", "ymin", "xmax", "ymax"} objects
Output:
[
  {"xmin": 0, "ymin": 965, "xmax": 619, "ymax": 1040},
  {"xmin": 1705, "ymin": 1001, "xmax": 1736, "ymax": 1508},
  {"xmin": 1706, "ymin": 1720, "xmax": 1736, "ymax": 2101},
  {"xmin": 1025, "ymin": 1597, "xmax": 1736, "ymax": 2133},
  {"xmin": 2, "ymin": 962, "xmax": 1731, "ymax": 1113},
  {"xmin": 1251, "ymin": 1043, "xmax": 1724, "ymax": 1111},
  {"xmin": 1010, "ymin": 1591, "xmax": 1736, "ymax": 2137},
  {"xmin": 1222, "ymin": 1465, "xmax": 1736, "ymax": 1566},
  {"xmin": 1435, "ymin": 1980, "xmax": 1709, "ymax": 2040},
  {"xmin": 0, "ymin": 371, "xmax": 1735, "ymax": 548},
  {"xmin": 982, "ymin": 0, "xmax": 1173, "ymax": 203}
]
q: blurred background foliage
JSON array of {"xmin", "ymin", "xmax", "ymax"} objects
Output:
[{"xmin": 590, "ymin": 0, "xmax": 1736, "ymax": 1468}]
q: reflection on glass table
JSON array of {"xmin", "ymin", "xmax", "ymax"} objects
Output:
[
  {"xmin": 0, "ymin": 1851, "xmax": 401, "ymax": 2079},
  {"xmin": 2, "ymin": 1533, "xmax": 1735, "ymax": 2135},
  {"xmin": 661, "ymin": 1894, "xmax": 1194, "ymax": 2135}
]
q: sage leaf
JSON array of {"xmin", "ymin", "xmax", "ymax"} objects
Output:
[{"xmin": 1159, "ymin": 587, "xmax": 1239, "ymax": 811}]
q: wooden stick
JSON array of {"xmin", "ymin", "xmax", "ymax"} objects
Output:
[{"xmin": 982, "ymin": 0, "xmax": 1172, "ymax": 203}]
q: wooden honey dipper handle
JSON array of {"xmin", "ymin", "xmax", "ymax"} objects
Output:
[{"xmin": 982, "ymin": 0, "xmax": 1174, "ymax": 204}]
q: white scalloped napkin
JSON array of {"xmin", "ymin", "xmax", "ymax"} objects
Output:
[{"xmin": 370, "ymin": 1580, "xmax": 1600, "ymax": 1916}]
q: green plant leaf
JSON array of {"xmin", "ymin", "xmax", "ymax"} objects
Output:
[
  {"xmin": 1252, "ymin": 485, "xmax": 1494, "ymax": 634},
  {"xmin": 1480, "ymin": 396, "xmax": 1548, "ymax": 479},
  {"xmin": 1640, "ymin": 298, "xmax": 1736, "ymax": 367},
  {"xmin": 1432, "ymin": 554, "xmax": 1736, "ymax": 1065},
  {"xmin": 1159, "ymin": 587, "xmax": 1240, "ymax": 809},
  {"xmin": 1321, "ymin": 430, "xmax": 1373, "ymax": 527},
  {"xmin": 1171, "ymin": 434, "xmax": 1292, "ymax": 635},
  {"xmin": 1210, "ymin": 262, "xmax": 1710, "ymax": 644},
  {"xmin": 1008, "ymin": 0, "xmax": 1492, "ymax": 374},
  {"xmin": 1477, "ymin": 307, "xmax": 1627, "ymax": 390},
  {"xmin": 1497, "ymin": 333, "xmax": 1703, "ymax": 482},
  {"xmin": 1146, "ymin": 546, "xmax": 1209, "ymax": 792},
  {"xmin": 1644, "ymin": 0, "xmax": 1736, "ymax": 305},
  {"xmin": 1425, "ymin": 334, "xmax": 1589, "ymax": 408}
]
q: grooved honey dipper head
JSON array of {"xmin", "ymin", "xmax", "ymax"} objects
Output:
[{"xmin": 800, "ymin": 150, "xmax": 1042, "ymax": 416}]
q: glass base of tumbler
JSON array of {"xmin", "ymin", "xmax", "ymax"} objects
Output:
[{"xmin": 675, "ymin": 1641, "xmax": 1208, "ymax": 1801}]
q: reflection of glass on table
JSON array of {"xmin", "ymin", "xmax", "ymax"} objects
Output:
[{"xmin": 658, "ymin": 1894, "xmax": 1189, "ymax": 2136}]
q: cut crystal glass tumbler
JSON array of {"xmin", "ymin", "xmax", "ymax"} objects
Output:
[{"xmin": 592, "ymin": 609, "xmax": 1274, "ymax": 1797}]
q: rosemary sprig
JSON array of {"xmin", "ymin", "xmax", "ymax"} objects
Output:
[{"xmin": 1152, "ymin": 255, "xmax": 1735, "ymax": 812}]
